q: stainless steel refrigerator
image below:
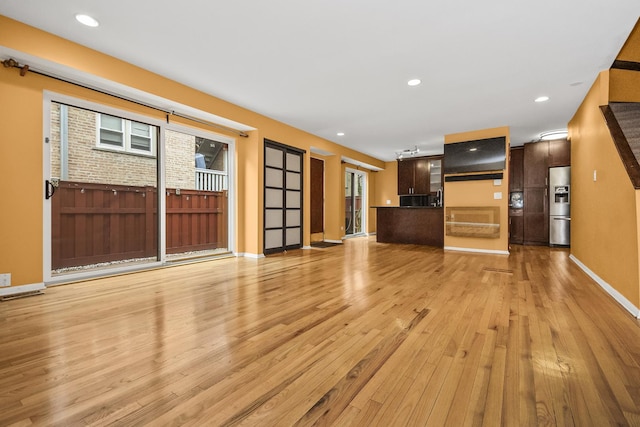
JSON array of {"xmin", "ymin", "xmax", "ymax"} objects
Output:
[{"xmin": 549, "ymin": 166, "xmax": 571, "ymax": 246}]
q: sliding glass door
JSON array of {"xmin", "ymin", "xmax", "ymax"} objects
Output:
[
  {"xmin": 45, "ymin": 95, "xmax": 234, "ymax": 281},
  {"xmin": 345, "ymin": 169, "xmax": 366, "ymax": 236},
  {"xmin": 48, "ymin": 101, "xmax": 160, "ymax": 276},
  {"xmin": 165, "ymin": 128, "xmax": 230, "ymax": 260}
]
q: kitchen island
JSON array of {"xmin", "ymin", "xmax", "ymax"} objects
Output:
[{"xmin": 375, "ymin": 206, "xmax": 444, "ymax": 247}]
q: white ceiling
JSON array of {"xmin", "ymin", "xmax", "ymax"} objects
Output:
[{"xmin": 1, "ymin": 1, "xmax": 638, "ymax": 161}]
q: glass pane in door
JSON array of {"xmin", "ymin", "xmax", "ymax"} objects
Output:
[
  {"xmin": 49, "ymin": 102, "xmax": 159, "ymax": 275},
  {"xmin": 165, "ymin": 130, "xmax": 229, "ymax": 260},
  {"xmin": 345, "ymin": 172, "xmax": 354, "ymax": 235},
  {"xmin": 429, "ymin": 158, "xmax": 442, "ymax": 193},
  {"xmin": 345, "ymin": 170, "xmax": 365, "ymax": 236},
  {"xmin": 353, "ymin": 173, "xmax": 363, "ymax": 234}
]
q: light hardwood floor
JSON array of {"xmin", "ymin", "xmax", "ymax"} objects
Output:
[{"xmin": 2, "ymin": 237, "xmax": 640, "ymax": 426}]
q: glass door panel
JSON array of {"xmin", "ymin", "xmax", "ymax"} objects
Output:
[
  {"xmin": 49, "ymin": 102, "xmax": 159, "ymax": 275},
  {"xmin": 165, "ymin": 129, "xmax": 229, "ymax": 260},
  {"xmin": 429, "ymin": 158, "xmax": 442, "ymax": 193},
  {"xmin": 345, "ymin": 170, "xmax": 365, "ymax": 236}
]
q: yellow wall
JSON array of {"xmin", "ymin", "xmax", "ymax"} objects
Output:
[
  {"xmin": 0, "ymin": 70, "xmax": 46, "ymax": 288},
  {"xmin": 369, "ymin": 160, "xmax": 401, "ymax": 234},
  {"xmin": 323, "ymin": 155, "xmax": 344, "ymax": 241},
  {"xmin": 372, "ymin": 161, "xmax": 400, "ymax": 207},
  {"xmin": 443, "ymin": 127, "xmax": 510, "ymax": 253},
  {"xmin": 0, "ymin": 15, "xmax": 384, "ymax": 288},
  {"xmin": 616, "ymin": 20, "xmax": 640, "ymax": 62},
  {"xmin": 568, "ymin": 70, "xmax": 640, "ymax": 307}
]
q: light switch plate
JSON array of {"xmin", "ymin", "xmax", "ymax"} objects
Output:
[
  {"xmin": 493, "ymin": 179, "xmax": 502, "ymax": 186},
  {"xmin": 494, "ymin": 192, "xmax": 503, "ymax": 200}
]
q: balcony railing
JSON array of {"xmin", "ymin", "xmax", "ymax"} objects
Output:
[{"xmin": 196, "ymin": 168, "xmax": 227, "ymax": 191}]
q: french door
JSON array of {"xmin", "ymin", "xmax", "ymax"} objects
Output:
[{"xmin": 264, "ymin": 140, "xmax": 304, "ymax": 254}]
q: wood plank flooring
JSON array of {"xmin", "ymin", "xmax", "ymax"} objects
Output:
[{"xmin": 2, "ymin": 237, "xmax": 640, "ymax": 426}]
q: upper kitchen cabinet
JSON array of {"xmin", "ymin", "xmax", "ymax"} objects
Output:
[
  {"xmin": 397, "ymin": 156, "xmax": 442, "ymax": 195},
  {"xmin": 509, "ymin": 147, "xmax": 524, "ymax": 191},
  {"xmin": 429, "ymin": 157, "xmax": 442, "ymax": 193},
  {"xmin": 548, "ymin": 139, "xmax": 571, "ymax": 167},
  {"xmin": 524, "ymin": 141, "xmax": 549, "ymax": 187}
]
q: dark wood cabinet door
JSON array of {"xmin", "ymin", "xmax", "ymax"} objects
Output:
[
  {"xmin": 524, "ymin": 141, "xmax": 549, "ymax": 187},
  {"xmin": 509, "ymin": 147, "xmax": 524, "ymax": 191},
  {"xmin": 397, "ymin": 159, "xmax": 414, "ymax": 194},
  {"xmin": 413, "ymin": 158, "xmax": 430, "ymax": 194},
  {"xmin": 548, "ymin": 139, "xmax": 571, "ymax": 166},
  {"xmin": 524, "ymin": 213, "xmax": 548, "ymax": 244},
  {"xmin": 509, "ymin": 215, "xmax": 524, "ymax": 244},
  {"xmin": 524, "ymin": 187, "xmax": 548, "ymax": 244}
]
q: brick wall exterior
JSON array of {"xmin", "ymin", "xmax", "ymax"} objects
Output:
[
  {"xmin": 49, "ymin": 104, "xmax": 214, "ymax": 189},
  {"xmin": 166, "ymin": 129, "xmax": 196, "ymax": 190}
]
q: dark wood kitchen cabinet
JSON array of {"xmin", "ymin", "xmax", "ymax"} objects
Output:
[
  {"xmin": 523, "ymin": 187, "xmax": 548, "ymax": 244},
  {"xmin": 548, "ymin": 138, "xmax": 571, "ymax": 167},
  {"xmin": 523, "ymin": 141, "xmax": 550, "ymax": 245},
  {"xmin": 509, "ymin": 213, "xmax": 524, "ymax": 243},
  {"xmin": 397, "ymin": 156, "xmax": 442, "ymax": 195},
  {"xmin": 509, "ymin": 147, "xmax": 525, "ymax": 244},
  {"xmin": 509, "ymin": 147, "xmax": 524, "ymax": 191},
  {"xmin": 524, "ymin": 141, "xmax": 549, "ymax": 187}
]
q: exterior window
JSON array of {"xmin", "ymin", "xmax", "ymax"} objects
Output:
[
  {"xmin": 98, "ymin": 114, "xmax": 156, "ymax": 156},
  {"xmin": 99, "ymin": 114, "xmax": 124, "ymax": 148}
]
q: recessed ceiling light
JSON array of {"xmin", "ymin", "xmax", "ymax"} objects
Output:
[
  {"xmin": 469, "ymin": 148, "xmax": 478, "ymax": 152},
  {"xmin": 337, "ymin": 132, "xmax": 345, "ymax": 136},
  {"xmin": 535, "ymin": 96, "xmax": 550, "ymax": 103},
  {"xmin": 407, "ymin": 79, "xmax": 421, "ymax": 87},
  {"xmin": 75, "ymin": 14, "xmax": 99, "ymax": 27}
]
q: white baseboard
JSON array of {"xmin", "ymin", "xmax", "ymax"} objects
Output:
[
  {"xmin": 0, "ymin": 282, "xmax": 46, "ymax": 297},
  {"xmin": 302, "ymin": 246, "xmax": 312, "ymax": 250},
  {"xmin": 324, "ymin": 239, "xmax": 343, "ymax": 244},
  {"xmin": 444, "ymin": 246, "xmax": 509, "ymax": 255},
  {"xmin": 569, "ymin": 254, "xmax": 640, "ymax": 319},
  {"xmin": 237, "ymin": 252, "xmax": 265, "ymax": 259}
]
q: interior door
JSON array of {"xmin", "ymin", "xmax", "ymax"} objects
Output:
[
  {"xmin": 264, "ymin": 140, "xmax": 304, "ymax": 254},
  {"xmin": 310, "ymin": 158, "xmax": 324, "ymax": 235}
]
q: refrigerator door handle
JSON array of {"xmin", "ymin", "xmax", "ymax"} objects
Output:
[{"xmin": 553, "ymin": 217, "xmax": 571, "ymax": 221}]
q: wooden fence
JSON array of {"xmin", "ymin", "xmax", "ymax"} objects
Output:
[{"xmin": 51, "ymin": 181, "xmax": 227, "ymax": 269}]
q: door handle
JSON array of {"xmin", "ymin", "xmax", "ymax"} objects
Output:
[{"xmin": 45, "ymin": 180, "xmax": 56, "ymax": 200}]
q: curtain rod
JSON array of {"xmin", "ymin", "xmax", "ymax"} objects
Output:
[{"xmin": 1, "ymin": 57, "xmax": 249, "ymax": 137}]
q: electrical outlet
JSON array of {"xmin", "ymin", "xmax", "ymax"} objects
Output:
[{"xmin": 0, "ymin": 273, "xmax": 11, "ymax": 287}]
